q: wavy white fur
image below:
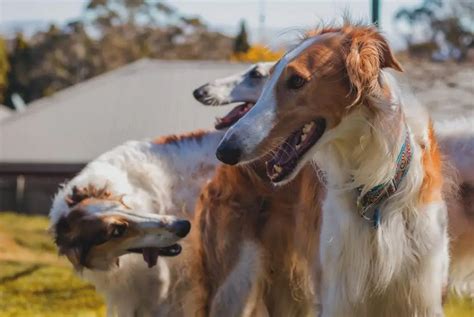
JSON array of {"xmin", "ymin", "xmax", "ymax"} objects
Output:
[
  {"xmin": 311, "ymin": 72, "xmax": 449, "ymax": 316},
  {"xmin": 50, "ymin": 130, "xmax": 224, "ymax": 316}
]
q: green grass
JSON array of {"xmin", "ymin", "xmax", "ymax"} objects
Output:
[
  {"xmin": 0, "ymin": 211, "xmax": 473, "ymax": 316},
  {"xmin": 0, "ymin": 212, "xmax": 105, "ymax": 317}
]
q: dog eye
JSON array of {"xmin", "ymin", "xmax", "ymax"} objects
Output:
[
  {"xmin": 111, "ymin": 224, "xmax": 127, "ymax": 238},
  {"xmin": 287, "ymin": 75, "xmax": 306, "ymax": 90},
  {"xmin": 249, "ymin": 69, "xmax": 263, "ymax": 79}
]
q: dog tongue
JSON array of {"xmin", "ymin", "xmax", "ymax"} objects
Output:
[{"xmin": 142, "ymin": 248, "xmax": 160, "ymax": 268}]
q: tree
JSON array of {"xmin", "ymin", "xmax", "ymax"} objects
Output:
[
  {"xmin": 85, "ymin": 0, "xmax": 178, "ymax": 33},
  {"xmin": 234, "ymin": 20, "xmax": 250, "ymax": 54},
  {"xmin": 0, "ymin": 37, "xmax": 9, "ymax": 104},
  {"xmin": 395, "ymin": 0, "xmax": 473, "ymax": 60},
  {"xmin": 2, "ymin": 0, "xmax": 233, "ymax": 108}
]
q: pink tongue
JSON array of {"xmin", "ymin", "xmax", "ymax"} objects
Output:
[{"xmin": 142, "ymin": 248, "xmax": 160, "ymax": 268}]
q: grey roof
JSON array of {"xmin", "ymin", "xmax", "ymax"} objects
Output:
[
  {"xmin": 0, "ymin": 59, "xmax": 249, "ymax": 163},
  {"xmin": 0, "ymin": 105, "xmax": 13, "ymax": 122}
]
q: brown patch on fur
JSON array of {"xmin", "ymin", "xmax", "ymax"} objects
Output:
[
  {"xmin": 189, "ymin": 162, "xmax": 324, "ymax": 316},
  {"xmin": 153, "ymin": 130, "xmax": 209, "ymax": 145},
  {"xmin": 65, "ymin": 185, "xmax": 128, "ymax": 209},
  {"xmin": 53, "ymin": 202, "xmax": 137, "ymax": 269},
  {"xmin": 54, "ymin": 208, "xmax": 110, "ymax": 268},
  {"xmin": 247, "ymin": 23, "xmax": 403, "ymax": 159},
  {"xmin": 342, "ymin": 25, "xmax": 402, "ymax": 104},
  {"xmin": 420, "ymin": 123, "xmax": 444, "ymax": 204}
]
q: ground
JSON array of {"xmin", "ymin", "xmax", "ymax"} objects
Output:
[
  {"xmin": 0, "ymin": 212, "xmax": 105, "ymax": 317},
  {"xmin": 397, "ymin": 56, "xmax": 473, "ymax": 121},
  {"xmin": 0, "ymin": 212, "xmax": 473, "ymax": 316}
]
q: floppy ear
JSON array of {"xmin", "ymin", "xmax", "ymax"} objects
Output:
[
  {"xmin": 62, "ymin": 246, "xmax": 85, "ymax": 270},
  {"xmin": 53, "ymin": 216, "xmax": 87, "ymax": 270},
  {"xmin": 345, "ymin": 29, "xmax": 402, "ymax": 102}
]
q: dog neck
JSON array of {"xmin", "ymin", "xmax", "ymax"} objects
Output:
[
  {"xmin": 313, "ymin": 74, "xmax": 447, "ymax": 310},
  {"xmin": 316, "ymin": 103, "xmax": 406, "ymax": 196}
]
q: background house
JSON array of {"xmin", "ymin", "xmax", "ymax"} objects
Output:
[{"xmin": 0, "ymin": 59, "xmax": 248, "ymax": 214}]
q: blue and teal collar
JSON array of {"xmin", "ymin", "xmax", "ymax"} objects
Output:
[{"xmin": 356, "ymin": 131, "xmax": 413, "ymax": 228}]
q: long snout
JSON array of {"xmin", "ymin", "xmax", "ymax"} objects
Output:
[
  {"xmin": 115, "ymin": 211, "xmax": 191, "ymax": 238},
  {"xmin": 216, "ymin": 133, "xmax": 243, "ymax": 165},
  {"xmin": 216, "ymin": 96, "xmax": 275, "ymax": 165},
  {"xmin": 193, "ymin": 84, "xmax": 212, "ymax": 104}
]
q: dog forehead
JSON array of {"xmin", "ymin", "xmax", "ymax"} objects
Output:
[
  {"xmin": 272, "ymin": 32, "xmax": 340, "ymax": 82},
  {"xmin": 76, "ymin": 198, "xmax": 120, "ymax": 214}
]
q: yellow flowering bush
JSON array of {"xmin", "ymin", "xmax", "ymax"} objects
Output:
[{"xmin": 231, "ymin": 44, "xmax": 284, "ymax": 63}]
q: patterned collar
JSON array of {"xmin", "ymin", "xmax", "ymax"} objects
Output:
[{"xmin": 356, "ymin": 130, "xmax": 413, "ymax": 228}]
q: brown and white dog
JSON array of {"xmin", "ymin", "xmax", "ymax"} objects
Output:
[
  {"xmin": 217, "ymin": 23, "xmax": 450, "ymax": 316},
  {"xmin": 189, "ymin": 159, "xmax": 323, "ymax": 317},
  {"xmin": 48, "ymin": 64, "xmax": 279, "ymax": 317},
  {"xmin": 203, "ymin": 61, "xmax": 474, "ymax": 299},
  {"xmin": 50, "ymin": 133, "xmax": 222, "ymax": 317},
  {"xmin": 190, "ymin": 62, "xmax": 324, "ymax": 316}
]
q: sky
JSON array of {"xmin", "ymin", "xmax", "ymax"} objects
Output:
[{"xmin": 0, "ymin": 0, "xmax": 422, "ymax": 49}]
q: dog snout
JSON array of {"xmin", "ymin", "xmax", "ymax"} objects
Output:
[
  {"xmin": 193, "ymin": 85, "xmax": 209, "ymax": 102},
  {"xmin": 216, "ymin": 135, "xmax": 242, "ymax": 165},
  {"xmin": 171, "ymin": 220, "xmax": 191, "ymax": 238}
]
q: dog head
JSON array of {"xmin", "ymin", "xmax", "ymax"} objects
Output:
[
  {"xmin": 216, "ymin": 24, "xmax": 402, "ymax": 184},
  {"xmin": 193, "ymin": 62, "xmax": 274, "ymax": 130},
  {"xmin": 51, "ymin": 185, "xmax": 190, "ymax": 270}
]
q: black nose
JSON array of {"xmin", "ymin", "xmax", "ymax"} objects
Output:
[
  {"xmin": 193, "ymin": 86, "xmax": 208, "ymax": 101},
  {"xmin": 216, "ymin": 138, "xmax": 242, "ymax": 165},
  {"xmin": 172, "ymin": 220, "xmax": 191, "ymax": 238}
]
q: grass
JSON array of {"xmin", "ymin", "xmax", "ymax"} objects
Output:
[
  {"xmin": 0, "ymin": 211, "xmax": 473, "ymax": 316},
  {"xmin": 0, "ymin": 212, "xmax": 105, "ymax": 317}
]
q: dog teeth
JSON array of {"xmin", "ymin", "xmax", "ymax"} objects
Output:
[
  {"xmin": 301, "ymin": 133, "xmax": 307, "ymax": 142},
  {"xmin": 274, "ymin": 165, "xmax": 282, "ymax": 173},
  {"xmin": 295, "ymin": 144, "xmax": 301, "ymax": 150},
  {"xmin": 302, "ymin": 122, "xmax": 314, "ymax": 133}
]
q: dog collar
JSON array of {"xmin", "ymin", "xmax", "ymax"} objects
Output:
[{"xmin": 356, "ymin": 130, "xmax": 412, "ymax": 228}]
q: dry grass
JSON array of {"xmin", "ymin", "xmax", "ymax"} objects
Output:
[
  {"xmin": 0, "ymin": 211, "xmax": 473, "ymax": 316},
  {"xmin": 0, "ymin": 212, "xmax": 105, "ymax": 317}
]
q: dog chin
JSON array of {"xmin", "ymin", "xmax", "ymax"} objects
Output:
[
  {"xmin": 84, "ymin": 256, "xmax": 121, "ymax": 271},
  {"xmin": 270, "ymin": 151, "xmax": 314, "ymax": 186}
]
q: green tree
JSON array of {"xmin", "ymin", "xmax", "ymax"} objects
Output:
[
  {"xmin": 0, "ymin": 37, "xmax": 9, "ymax": 104},
  {"xmin": 395, "ymin": 0, "xmax": 473, "ymax": 60},
  {"xmin": 234, "ymin": 20, "xmax": 250, "ymax": 54}
]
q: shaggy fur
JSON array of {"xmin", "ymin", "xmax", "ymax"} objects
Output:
[
  {"xmin": 217, "ymin": 23, "xmax": 451, "ymax": 316},
  {"xmin": 50, "ymin": 130, "xmax": 224, "ymax": 316},
  {"xmin": 189, "ymin": 162, "xmax": 323, "ymax": 317}
]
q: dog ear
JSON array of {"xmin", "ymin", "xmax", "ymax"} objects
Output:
[
  {"xmin": 345, "ymin": 28, "xmax": 402, "ymax": 103},
  {"xmin": 53, "ymin": 215, "xmax": 88, "ymax": 270},
  {"xmin": 61, "ymin": 246, "xmax": 85, "ymax": 270}
]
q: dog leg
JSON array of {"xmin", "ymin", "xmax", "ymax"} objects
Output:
[{"xmin": 210, "ymin": 240, "xmax": 267, "ymax": 317}]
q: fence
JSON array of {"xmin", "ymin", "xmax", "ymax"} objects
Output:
[{"xmin": 0, "ymin": 163, "xmax": 84, "ymax": 214}]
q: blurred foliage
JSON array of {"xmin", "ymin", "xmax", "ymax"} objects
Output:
[
  {"xmin": 0, "ymin": 212, "xmax": 105, "ymax": 316},
  {"xmin": 231, "ymin": 44, "xmax": 283, "ymax": 63},
  {"xmin": 0, "ymin": 37, "xmax": 9, "ymax": 104},
  {"xmin": 395, "ymin": 0, "xmax": 473, "ymax": 60},
  {"xmin": 234, "ymin": 20, "xmax": 250, "ymax": 54},
  {"xmin": 3, "ymin": 0, "xmax": 233, "ymax": 109}
]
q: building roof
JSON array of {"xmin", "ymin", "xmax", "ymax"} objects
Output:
[
  {"xmin": 0, "ymin": 59, "xmax": 248, "ymax": 163},
  {"xmin": 0, "ymin": 105, "xmax": 13, "ymax": 122}
]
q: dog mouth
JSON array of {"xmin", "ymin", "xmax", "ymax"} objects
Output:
[
  {"xmin": 215, "ymin": 102, "xmax": 254, "ymax": 130},
  {"xmin": 128, "ymin": 244, "xmax": 182, "ymax": 268},
  {"xmin": 266, "ymin": 118, "xmax": 326, "ymax": 183}
]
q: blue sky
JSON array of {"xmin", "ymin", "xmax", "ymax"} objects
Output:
[{"xmin": 0, "ymin": 0, "xmax": 421, "ymax": 49}]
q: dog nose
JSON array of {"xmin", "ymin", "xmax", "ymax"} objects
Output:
[
  {"xmin": 193, "ymin": 86, "xmax": 208, "ymax": 101},
  {"xmin": 171, "ymin": 220, "xmax": 191, "ymax": 238},
  {"xmin": 216, "ymin": 137, "xmax": 242, "ymax": 165}
]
